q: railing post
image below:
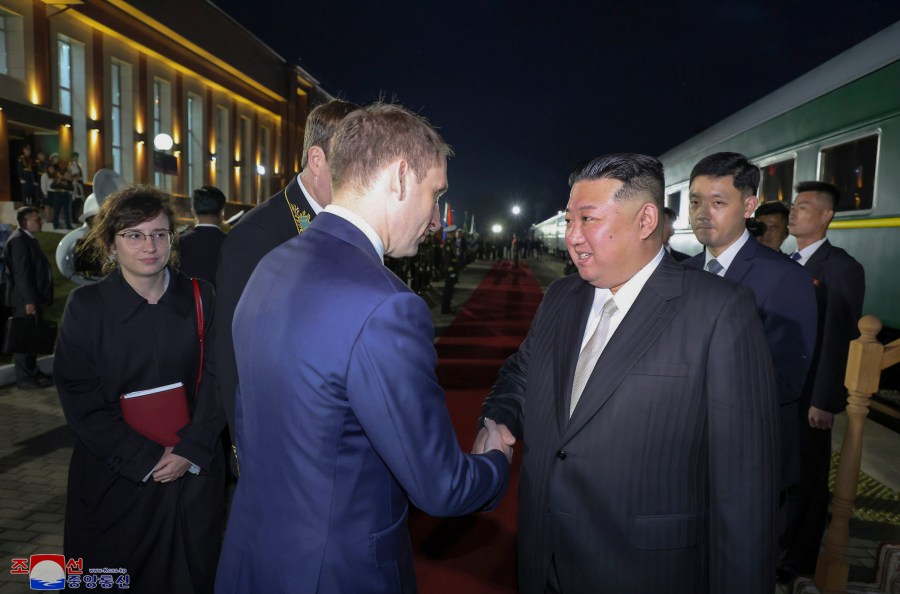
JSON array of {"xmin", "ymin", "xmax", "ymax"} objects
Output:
[{"xmin": 814, "ymin": 315, "xmax": 883, "ymax": 594}]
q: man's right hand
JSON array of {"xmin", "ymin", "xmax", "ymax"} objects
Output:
[
  {"xmin": 24, "ymin": 304, "xmax": 36, "ymax": 316},
  {"xmin": 473, "ymin": 418, "xmax": 515, "ymax": 463}
]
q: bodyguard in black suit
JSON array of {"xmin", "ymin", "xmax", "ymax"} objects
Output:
[
  {"xmin": 779, "ymin": 181, "xmax": 866, "ymax": 580},
  {"xmin": 214, "ymin": 100, "xmax": 360, "ymax": 458},
  {"xmin": 178, "ymin": 186, "xmax": 227, "ymax": 284},
  {"xmin": 5, "ymin": 207, "xmax": 53, "ymax": 388},
  {"xmin": 685, "ymin": 153, "xmax": 817, "ymax": 492},
  {"xmin": 479, "ymin": 154, "xmax": 779, "ymax": 593}
]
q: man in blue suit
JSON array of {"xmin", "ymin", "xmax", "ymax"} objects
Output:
[
  {"xmin": 216, "ymin": 104, "xmax": 513, "ymax": 594},
  {"xmin": 685, "ymin": 152, "xmax": 817, "ymax": 547}
]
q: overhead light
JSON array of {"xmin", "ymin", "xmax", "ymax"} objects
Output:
[
  {"xmin": 154, "ymin": 133, "xmax": 174, "ymax": 151},
  {"xmin": 256, "ymin": 164, "xmax": 266, "ymax": 176}
]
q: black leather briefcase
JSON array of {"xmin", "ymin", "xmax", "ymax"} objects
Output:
[{"xmin": 1, "ymin": 316, "xmax": 58, "ymax": 355}]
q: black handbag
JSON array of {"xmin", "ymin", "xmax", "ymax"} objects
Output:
[{"xmin": 2, "ymin": 316, "xmax": 58, "ymax": 354}]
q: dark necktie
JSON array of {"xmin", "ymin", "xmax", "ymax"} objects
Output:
[
  {"xmin": 790, "ymin": 252, "xmax": 801, "ymax": 261},
  {"xmin": 706, "ymin": 258, "xmax": 724, "ymax": 275}
]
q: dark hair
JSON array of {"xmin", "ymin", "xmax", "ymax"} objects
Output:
[
  {"xmin": 329, "ymin": 103, "xmax": 453, "ymax": 195},
  {"xmin": 663, "ymin": 206, "xmax": 678, "ymax": 222},
  {"xmin": 84, "ymin": 186, "xmax": 178, "ymax": 273},
  {"xmin": 795, "ymin": 180, "xmax": 840, "ymax": 211},
  {"xmin": 755, "ymin": 200, "xmax": 789, "ymax": 224},
  {"xmin": 191, "ymin": 185, "xmax": 227, "ymax": 215},
  {"xmin": 301, "ymin": 99, "xmax": 362, "ymax": 170},
  {"xmin": 16, "ymin": 206, "xmax": 40, "ymax": 227},
  {"xmin": 568, "ymin": 153, "xmax": 664, "ymax": 209},
  {"xmin": 689, "ymin": 152, "xmax": 759, "ymax": 196}
]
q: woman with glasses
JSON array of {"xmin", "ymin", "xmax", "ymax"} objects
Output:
[{"xmin": 54, "ymin": 186, "xmax": 225, "ymax": 594}]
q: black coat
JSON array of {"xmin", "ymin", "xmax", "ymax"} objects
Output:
[
  {"xmin": 4, "ymin": 228, "xmax": 53, "ymax": 311},
  {"xmin": 214, "ymin": 176, "xmax": 315, "ymax": 444},
  {"xmin": 801, "ymin": 240, "xmax": 866, "ymax": 412},
  {"xmin": 178, "ymin": 225, "xmax": 226, "ymax": 285},
  {"xmin": 55, "ymin": 268, "xmax": 225, "ymax": 594},
  {"xmin": 481, "ymin": 256, "xmax": 779, "ymax": 593}
]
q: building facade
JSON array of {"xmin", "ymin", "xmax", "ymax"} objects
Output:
[{"xmin": 0, "ymin": 0, "xmax": 330, "ymax": 212}]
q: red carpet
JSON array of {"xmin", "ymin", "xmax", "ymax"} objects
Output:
[{"xmin": 410, "ymin": 260, "xmax": 546, "ymax": 593}]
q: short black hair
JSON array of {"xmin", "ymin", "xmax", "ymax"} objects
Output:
[
  {"xmin": 690, "ymin": 152, "xmax": 759, "ymax": 196},
  {"xmin": 663, "ymin": 207, "xmax": 678, "ymax": 222},
  {"xmin": 191, "ymin": 186, "xmax": 227, "ymax": 215},
  {"xmin": 755, "ymin": 200, "xmax": 789, "ymax": 224},
  {"xmin": 16, "ymin": 206, "xmax": 40, "ymax": 227},
  {"xmin": 795, "ymin": 181, "xmax": 839, "ymax": 211},
  {"xmin": 568, "ymin": 153, "xmax": 664, "ymax": 209}
]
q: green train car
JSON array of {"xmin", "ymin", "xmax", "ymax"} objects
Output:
[{"xmin": 663, "ymin": 21, "xmax": 900, "ymax": 333}]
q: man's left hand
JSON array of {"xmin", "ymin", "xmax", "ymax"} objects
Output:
[{"xmin": 809, "ymin": 406, "xmax": 834, "ymax": 430}]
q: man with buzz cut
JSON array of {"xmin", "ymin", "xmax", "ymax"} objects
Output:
[
  {"xmin": 685, "ymin": 152, "xmax": 817, "ymax": 562},
  {"xmin": 778, "ymin": 181, "xmax": 865, "ymax": 583},
  {"xmin": 480, "ymin": 153, "xmax": 780, "ymax": 593}
]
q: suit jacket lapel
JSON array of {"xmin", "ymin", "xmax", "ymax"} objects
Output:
[
  {"xmin": 554, "ymin": 281, "xmax": 594, "ymax": 435},
  {"xmin": 723, "ymin": 238, "xmax": 756, "ymax": 284},
  {"xmin": 561, "ymin": 257, "xmax": 682, "ymax": 444}
]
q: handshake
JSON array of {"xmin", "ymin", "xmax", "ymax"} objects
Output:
[{"xmin": 472, "ymin": 418, "xmax": 516, "ymax": 463}]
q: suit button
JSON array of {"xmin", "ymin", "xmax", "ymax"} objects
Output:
[{"xmin": 556, "ymin": 451, "xmax": 567, "ymax": 460}]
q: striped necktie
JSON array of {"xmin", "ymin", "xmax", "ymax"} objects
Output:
[{"xmin": 570, "ymin": 297, "xmax": 618, "ymax": 417}]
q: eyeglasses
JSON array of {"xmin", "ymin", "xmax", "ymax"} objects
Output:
[{"xmin": 115, "ymin": 230, "xmax": 174, "ymax": 248}]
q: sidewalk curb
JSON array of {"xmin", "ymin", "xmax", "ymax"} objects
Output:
[{"xmin": 0, "ymin": 356, "xmax": 54, "ymax": 387}]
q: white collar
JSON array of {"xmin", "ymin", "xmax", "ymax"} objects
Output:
[
  {"xmin": 792, "ymin": 237, "xmax": 827, "ymax": 265},
  {"xmin": 704, "ymin": 229, "xmax": 751, "ymax": 275},
  {"xmin": 323, "ymin": 204, "xmax": 385, "ymax": 261},
  {"xmin": 297, "ymin": 174, "xmax": 323, "ymax": 215}
]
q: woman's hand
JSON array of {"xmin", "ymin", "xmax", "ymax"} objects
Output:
[{"xmin": 152, "ymin": 446, "xmax": 192, "ymax": 483}]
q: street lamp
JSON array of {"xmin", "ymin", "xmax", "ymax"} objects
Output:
[
  {"xmin": 491, "ymin": 224, "xmax": 502, "ymax": 234},
  {"xmin": 511, "ymin": 205, "xmax": 521, "ymax": 216}
]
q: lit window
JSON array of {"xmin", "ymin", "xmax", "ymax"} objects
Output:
[{"xmin": 820, "ymin": 135, "xmax": 878, "ymax": 211}]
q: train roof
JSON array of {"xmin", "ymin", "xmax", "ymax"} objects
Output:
[{"xmin": 659, "ymin": 21, "xmax": 900, "ymax": 165}]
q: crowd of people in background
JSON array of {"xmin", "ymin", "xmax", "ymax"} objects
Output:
[{"xmin": 16, "ymin": 145, "xmax": 84, "ymax": 230}]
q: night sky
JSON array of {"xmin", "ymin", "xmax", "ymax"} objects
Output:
[{"xmin": 213, "ymin": 0, "xmax": 899, "ymax": 234}]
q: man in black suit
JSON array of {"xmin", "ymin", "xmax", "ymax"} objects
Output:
[
  {"xmin": 685, "ymin": 152, "xmax": 817, "ymax": 499},
  {"xmin": 178, "ymin": 186, "xmax": 227, "ymax": 284},
  {"xmin": 215, "ymin": 99, "xmax": 360, "ymax": 465},
  {"xmin": 662, "ymin": 206, "xmax": 690, "ymax": 261},
  {"xmin": 478, "ymin": 154, "xmax": 779, "ymax": 593},
  {"xmin": 779, "ymin": 181, "xmax": 866, "ymax": 581},
  {"xmin": 5, "ymin": 207, "xmax": 53, "ymax": 389}
]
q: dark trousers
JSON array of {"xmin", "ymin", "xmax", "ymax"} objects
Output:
[
  {"xmin": 52, "ymin": 191, "xmax": 73, "ymax": 228},
  {"xmin": 13, "ymin": 311, "xmax": 41, "ymax": 383},
  {"xmin": 545, "ymin": 555, "xmax": 562, "ymax": 594},
  {"xmin": 441, "ymin": 276, "xmax": 456, "ymax": 313},
  {"xmin": 781, "ymin": 422, "xmax": 833, "ymax": 574}
]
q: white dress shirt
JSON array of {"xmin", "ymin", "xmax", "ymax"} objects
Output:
[{"xmin": 703, "ymin": 229, "xmax": 751, "ymax": 276}]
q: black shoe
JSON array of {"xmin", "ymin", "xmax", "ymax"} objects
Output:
[
  {"xmin": 17, "ymin": 379, "xmax": 44, "ymax": 390},
  {"xmin": 775, "ymin": 567, "xmax": 795, "ymax": 585}
]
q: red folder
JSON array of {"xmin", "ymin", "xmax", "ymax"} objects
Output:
[{"xmin": 120, "ymin": 382, "xmax": 190, "ymax": 446}]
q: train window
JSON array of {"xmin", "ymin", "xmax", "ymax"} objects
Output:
[
  {"xmin": 667, "ymin": 191, "xmax": 681, "ymax": 216},
  {"xmin": 820, "ymin": 135, "xmax": 877, "ymax": 211},
  {"xmin": 759, "ymin": 159, "xmax": 794, "ymax": 205}
]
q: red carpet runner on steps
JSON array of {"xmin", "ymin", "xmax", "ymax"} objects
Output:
[{"xmin": 410, "ymin": 260, "xmax": 547, "ymax": 593}]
